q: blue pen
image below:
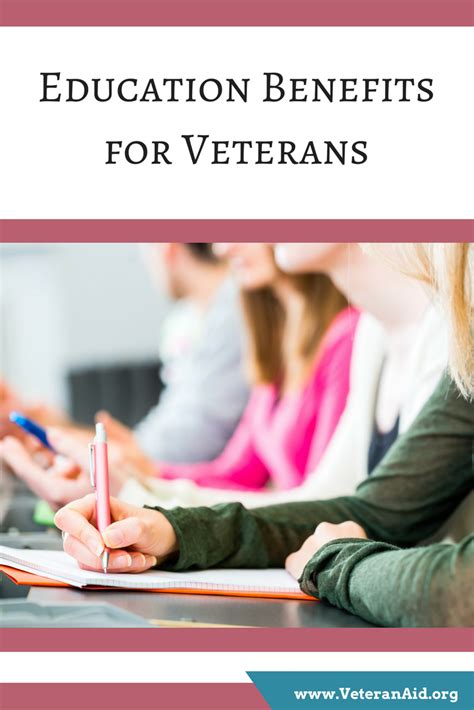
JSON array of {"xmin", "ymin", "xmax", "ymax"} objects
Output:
[{"xmin": 9, "ymin": 411, "xmax": 56, "ymax": 452}]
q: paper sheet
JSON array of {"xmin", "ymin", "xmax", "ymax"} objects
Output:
[{"xmin": 0, "ymin": 545, "xmax": 304, "ymax": 595}]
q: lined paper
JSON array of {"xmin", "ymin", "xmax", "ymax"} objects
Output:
[{"xmin": 0, "ymin": 545, "xmax": 303, "ymax": 594}]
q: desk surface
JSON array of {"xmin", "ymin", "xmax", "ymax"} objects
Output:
[
  {"xmin": 25, "ymin": 584, "xmax": 374, "ymax": 628},
  {"xmin": 1, "ymin": 527, "xmax": 376, "ymax": 628},
  {"xmin": 1, "ymin": 495, "xmax": 377, "ymax": 627}
]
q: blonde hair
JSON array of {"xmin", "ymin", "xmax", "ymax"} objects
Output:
[
  {"xmin": 241, "ymin": 269, "xmax": 347, "ymax": 387},
  {"xmin": 363, "ymin": 243, "xmax": 473, "ymax": 398}
]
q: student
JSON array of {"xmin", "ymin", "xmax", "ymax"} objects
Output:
[
  {"xmin": 1, "ymin": 244, "xmax": 356, "ymax": 503},
  {"xmin": 133, "ymin": 243, "xmax": 249, "ymax": 463},
  {"xmin": 148, "ymin": 243, "xmax": 357, "ymax": 491},
  {"xmin": 52, "ymin": 243, "xmax": 473, "ymax": 627},
  {"xmin": 2, "ymin": 242, "xmax": 443, "ymax": 509},
  {"xmin": 1, "ymin": 243, "xmax": 249, "ymax": 465},
  {"xmin": 59, "ymin": 243, "xmax": 356, "ymax": 492},
  {"xmin": 107, "ymin": 242, "xmax": 447, "ymax": 510}
]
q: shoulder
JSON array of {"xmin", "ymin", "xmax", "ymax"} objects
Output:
[{"xmin": 422, "ymin": 374, "xmax": 473, "ymax": 428}]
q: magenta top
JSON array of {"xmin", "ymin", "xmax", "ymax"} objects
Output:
[{"xmin": 160, "ymin": 307, "xmax": 359, "ymax": 491}]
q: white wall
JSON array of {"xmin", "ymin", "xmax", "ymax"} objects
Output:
[{"xmin": 0, "ymin": 244, "xmax": 170, "ymax": 410}]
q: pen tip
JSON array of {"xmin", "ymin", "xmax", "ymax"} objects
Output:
[{"xmin": 102, "ymin": 549, "xmax": 109, "ymax": 574}]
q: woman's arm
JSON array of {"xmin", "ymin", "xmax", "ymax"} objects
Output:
[
  {"xmin": 157, "ymin": 374, "xmax": 473, "ymax": 570},
  {"xmin": 301, "ymin": 535, "xmax": 474, "ymax": 627}
]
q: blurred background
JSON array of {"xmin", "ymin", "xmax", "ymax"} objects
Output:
[{"xmin": 0, "ymin": 243, "xmax": 171, "ymax": 427}]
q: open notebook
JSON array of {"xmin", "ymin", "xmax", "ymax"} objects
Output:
[{"xmin": 0, "ymin": 546, "xmax": 314, "ymax": 601}]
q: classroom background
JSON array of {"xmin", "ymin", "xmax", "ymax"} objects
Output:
[{"xmin": 0, "ymin": 243, "xmax": 171, "ymax": 426}]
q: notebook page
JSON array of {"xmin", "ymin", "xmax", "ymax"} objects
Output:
[
  {"xmin": 0, "ymin": 546, "xmax": 95, "ymax": 587},
  {"xmin": 0, "ymin": 546, "xmax": 302, "ymax": 593}
]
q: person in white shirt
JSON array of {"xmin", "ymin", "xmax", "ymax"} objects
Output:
[
  {"xmin": 115, "ymin": 242, "xmax": 449, "ymax": 511},
  {"xmin": 7, "ymin": 242, "xmax": 465, "ymax": 540}
]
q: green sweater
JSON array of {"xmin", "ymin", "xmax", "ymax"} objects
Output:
[{"xmin": 156, "ymin": 375, "xmax": 474, "ymax": 627}]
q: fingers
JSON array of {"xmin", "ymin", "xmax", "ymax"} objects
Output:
[
  {"xmin": 285, "ymin": 551, "xmax": 295, "ymax": 572},
  {"xmin": 47, "ymin": 427, "xmax": 90, "ymax": 470},
  {"xmin": 53, "ymin": 473, "xmax": 93, "ymax": 508},
  {"xmin": 0, "ymin": 436, "xmax": 49, "ymax": 490},
  {"xmin": 63, "ymin": 534, "xmax": 157, "ymax": 573},
  {"xmin": 337, "ymin": 520, "xmax": 367, "ymax": 538},
  {"xmin": 56, "ymin": 494, "xmax": 177, "ymax": 567},
  {"xmin": 54, "ymin": 494, "xmax": 104, "ymax": 557},
  {"xmin": 108, "ymin": 496, "xmax": 147, "ymax": 522},
  {"xmin": 49, "ymin": 455, "xmax": 81, "ymax": 479},
  {"xmin": 0, "ymin": 379, "xmax": 21, "ymax": 408},
  {"xmin": 54, "ymin": 495, "xmax": 142, "ymax": 557},
  {"xmin": 0, "ymin": 416, "xmax": 28, "ymax": 441},
  {"xmin": 0, "ymin": 436, "xmax": 90, "ymax": 508},
  {"xmin": 0, "ymin": 378, "xmax": 11, "ymax": 399},
  {"xmin": 285, "ymin": 533, "xmax": 320, "ymax": 581},
  {"xmin": 314, "ymin": 520, "xmax": 367, "ymax": 544},
  {"xmin": 102, "ymin": 516, "xmax": 145, "ymax": 549},
  {"xmin": 286, "ymin": 523, "xmax": 368, "ymax": 583},
  {"xmin": 285, "ymin": 550, "xmax": 303, "ymax": 580}
]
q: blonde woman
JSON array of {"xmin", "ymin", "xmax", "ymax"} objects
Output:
[{"xmin": 27, "ymin": 244, "xmax": 474, "ymax": 626}]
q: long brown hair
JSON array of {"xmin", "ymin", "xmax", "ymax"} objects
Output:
[{"xmin": 241, "ymin": 266, "xmax": 348, "ymax": 388}]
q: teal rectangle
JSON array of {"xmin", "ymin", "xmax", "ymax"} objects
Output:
[{"xmin": 247, "ymin": 671, "xmax": 473, "ymax": 710}]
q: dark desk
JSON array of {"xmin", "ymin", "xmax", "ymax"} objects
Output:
[
  {"xmin": 1, "ymin": 476, "xmax": 50, "ymax": 533},
  {"xmin": 25, "ymin": 584, "xmax": 375, "ymax": 628},
  {"xmin": 0, "ymin": 531, "xmax": 63, "ymax": 599}
]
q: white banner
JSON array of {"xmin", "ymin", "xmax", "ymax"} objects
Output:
[
  {"xmin": 0, "ymin": 27, "xmax": 473, "ymax": 218},
  {"xmin": 1, "ymin": 652, "xmax": 472, "ymax": 683}
]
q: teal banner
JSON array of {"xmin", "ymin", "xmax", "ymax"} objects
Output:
[{"xmin": 247, "ymin": 672, "xmax": 473, "ymax": 710}]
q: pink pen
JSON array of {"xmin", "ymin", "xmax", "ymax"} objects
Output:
[{"xmin": 89, "ymin": 422, "xmax": 111, "ymax": 573}]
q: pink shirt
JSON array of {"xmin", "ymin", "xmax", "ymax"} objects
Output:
[{"xmin": 160, "ymin": 307, "xmax": 359, "ymax": 491}]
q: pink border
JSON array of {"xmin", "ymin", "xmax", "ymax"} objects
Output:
[
  {"xmin": 0, "ymin": 8, "xmax": 471, "ymax": 705},
  {"xmin": 3, "ymin": 628, "xmax": 473, "ymax": 652},
  {"xmin": 1, "ymin": 0, "xmax": 473, "ymax": 26},
  {"xmin": 0, "ymin": 684, "xmax": 267, "ymax": 709},
  {"xmin": 1, "ymin": 220, "xmax": 472, "ymax": 243}
]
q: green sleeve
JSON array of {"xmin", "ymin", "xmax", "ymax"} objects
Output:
[
  {"xmin": 300, "ymin": 535, "xmax": 474, "ymax": 627},
  {"xmin": 156, "ymin": 500, "xmax": 321, "ymax": 570},
  {"xmin": 156, "ymin": 374, "xmax": 473, "ymax": 571}
]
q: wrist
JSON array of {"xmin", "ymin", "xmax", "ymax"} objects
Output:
[
  {"xmin": 144, "ymin": 508, "xmax": 179, "ymax": 559},
  {"xmin": 160, "ymin": 513, "xmax": 179, "ymax": 556}
]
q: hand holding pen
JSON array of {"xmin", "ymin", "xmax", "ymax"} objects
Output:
[
  {"xmin": 55, "ymin": 495, "xmax": 177, "ymax": 574},
  {"xmin": 1, "ymin": 412, "xmax": 89, "ymax": 509}
]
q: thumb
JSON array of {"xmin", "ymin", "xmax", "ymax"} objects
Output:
[
  {"xmin": 96, "ymin": 411, "xmax": 132, "ymax": 443},
  {"xmin": 102, "ymin": 517, "xmax": 144, "ymax": 549}
]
